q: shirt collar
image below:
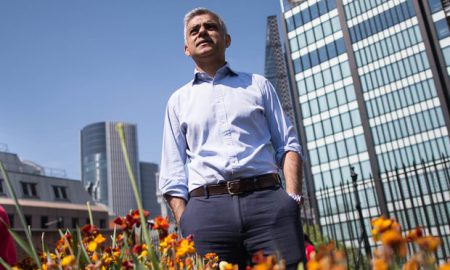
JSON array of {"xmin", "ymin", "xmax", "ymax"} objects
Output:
[{"xmin": 192, "ymin": 62, "xmax": 238, "ymax": 85}]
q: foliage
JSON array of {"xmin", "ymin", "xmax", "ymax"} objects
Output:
[
  {"xmin": 306, "ymin": 216, "xmax": 449, "ymax": 270},
  {"xmin": 1, "ymin": 123, "xmax": 449, "ymax": 269}
]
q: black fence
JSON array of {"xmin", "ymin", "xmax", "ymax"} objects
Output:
[{"xmin": 301, "ymin": 154, "xmax": 450, "ymax": 268}]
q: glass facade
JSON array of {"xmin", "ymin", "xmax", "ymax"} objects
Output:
[
  {"xmin": 81, "ymin": 122, "xmax": 141, "ymax": 217},
  {"xmin": 81, "ymin": 122, "xmax": 108, "ymax": 205},
  {"xmin": 282, "ymin": 0, "xmax": 450, "ymax": 253},
  {"xmin": 427, "ymin": 0, "xmax": 450, "ymax": 75}
]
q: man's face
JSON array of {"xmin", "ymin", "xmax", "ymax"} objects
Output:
[{"xmin": 184, "ymin": 13, "xmax": 230, "ymax": 61}]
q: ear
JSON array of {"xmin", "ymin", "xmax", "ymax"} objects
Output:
[
  {"xmin": 225, "ymin": 34, "xmax": 231, "ymax": 48},
  {"xmin": 184, "ymin": 44, "xmax": 191, "ymax": 57}
]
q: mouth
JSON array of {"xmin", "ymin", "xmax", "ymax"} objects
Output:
[{"xmin": 196, "ymin": 39, "xmax": 212, "ymax": 47}]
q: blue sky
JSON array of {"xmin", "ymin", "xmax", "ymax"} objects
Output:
[{"xmin": 0, "ymin": 1, "xmax": 283, "ymax": 179}]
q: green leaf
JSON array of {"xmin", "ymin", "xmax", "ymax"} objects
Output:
[
  {"xmin": 0, "ymin": 257, "xmax": 13, "ymax": 270},
  {"xmin": 41, "ymin": 232, "xmax": 46, "ymax": 257},
  {"xmin": 76, "ymin": 227, "xmax": 92, "ymax": 265},
  {"xmin": 7, "ymin": 228, "xmax": 34, "ymax": 258},
  {"xmin": 111, "ymin": 225, "xmax": 117, "ymax": 248}
]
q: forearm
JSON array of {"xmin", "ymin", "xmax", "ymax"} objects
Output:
[
  {"xmin": 164, "ymin": 195, "xmax": 187, "ymax": 225},
  {"xmin": 282, "ymin": 151, "xmax": 303, "ymax": 195}
]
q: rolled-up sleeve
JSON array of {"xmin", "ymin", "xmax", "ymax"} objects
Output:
[
  {"xmin": 159, "ymin": 94, "xmax": 189, "ymax": 201},
  {"xmin": 260, "ymin": 78, "xmax": 306, "ymax": 165}
]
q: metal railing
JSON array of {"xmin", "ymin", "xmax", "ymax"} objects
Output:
[{"xmin": 301, "ymin": 154, "xmax": 450, "ymax": 267}]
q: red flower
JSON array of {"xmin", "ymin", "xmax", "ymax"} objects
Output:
[{"xmin": 81, "ymin": 224, "xmax": 99, "ymax": 236}]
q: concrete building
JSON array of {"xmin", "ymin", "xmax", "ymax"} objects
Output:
[
  {"xmin": 280, "ymin": 0, "xmax": 450, "ymax": 255},
  {"xmin": 81, "ymin": 122, "xmax": 140, "ymax": 217},
  {"xmin": 0, "ymin": 151, "xmax": 108, "ymax": 230}
]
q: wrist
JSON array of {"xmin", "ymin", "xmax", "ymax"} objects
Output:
[{"xmin": 287, "ymin": 193, "xmax": 304, "ymax": 205}]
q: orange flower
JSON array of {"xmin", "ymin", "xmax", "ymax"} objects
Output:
[
  {"xmin": 380, "ymin": 230, "xmax": 403, "ymax": 246},
  {"xmin": 371, "ymin": 216, "xmax": 401, "ymax": 242},
  {"xmin": 204, "ymin": 252, "xmax": 219, "ymax": 261},
  {"xmin": 404, "ymin": 259, "xmax": 420, "ymax": 270},
  {"xmin": 153, "ymin": 216, "xmax": 169, "ymax": 230},
  {"xmin": 406, "ymin": 227, "xmax": 423, "ymax": 242},
  {"xmin": 416, "ymin": 236, "xmax": 441, "ymax": 252},
  {"xmin": 153, "ymin": 216, "xmax": 170, "ymax": 239},
  {"xmin": 129, "ymin": 209, "xmax": 150, "ymax": 227},
  {"xmin": 307, "ymin": 260, "xmax": 321, "ymax": 270},
  {"xmin": 380, "ymin": 229, "xmax": 407, "ymax": 257},
  {"xmin": 372, "ymin": 258, "xmax": 388, "ymax": 270},
  {"xmin": 438, "ymin": 263, "xmax": 450, "ymax": 270}
]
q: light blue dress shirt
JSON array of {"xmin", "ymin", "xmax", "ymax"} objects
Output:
[{"xmin": 159, "ymin": 64, "xmax": 304, "ymax": 201}]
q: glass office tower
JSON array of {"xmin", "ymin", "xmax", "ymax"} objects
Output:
[
  {"xmin": 281, "ymin": 0, "xmax": 450, "ymax": 254},
  {"xmin": 81, "ymin": 122, "xmax": 141, "ymax": 217}
]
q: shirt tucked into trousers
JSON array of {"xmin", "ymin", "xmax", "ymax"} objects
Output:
[{"xmin": 159, "ymin": 63, "xmax": 306, "ymax": 267}]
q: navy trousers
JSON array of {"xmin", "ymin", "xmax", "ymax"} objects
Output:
[{"xmin": 180, "ymin": 186, "xmax": 305, "ymax": 269}]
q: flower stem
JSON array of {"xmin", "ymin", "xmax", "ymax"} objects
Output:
[{"xmin": 115, "ymin": 123, "xmax": 159, "ymax": 270}]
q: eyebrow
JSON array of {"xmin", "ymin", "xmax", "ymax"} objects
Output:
[{"xmin": 188, "ymin": 21, "xmax": 219, "ymax": 31}]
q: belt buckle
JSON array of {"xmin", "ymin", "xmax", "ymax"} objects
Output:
[{"xmin": 226, "ymin": 180, "xmax": 241, "ymax": 195}]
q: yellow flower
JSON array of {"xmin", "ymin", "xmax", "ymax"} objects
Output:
[
  {"xmin": 61, "ymin": 255, "xmax": 75, "ymax": 267},
  {"xmin": 87, "ymin": 241, "xmax": 98, "ymax": 252},
  {"xmin": 176, "ymin": 239, "xmax": 196, "ymax": 258},
  {"xmin": 372, "ymin": 258, "xmax": 388, "ymax": 270},
  {"xmin": 219, "ymin": 261, "xmax": 237, "ymax": 270},
  {"xmin": 94, "ymin": 233, "xmax": 106, "ymax": 244}
]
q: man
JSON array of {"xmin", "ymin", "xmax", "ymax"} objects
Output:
[{"xmin": 159, "ymin": 7, "xmax": 305, "ymax": 268}]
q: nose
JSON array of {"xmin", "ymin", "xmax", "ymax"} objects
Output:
[{"xmin": 198, "ymin": 24, "xmax": 208, "ymax": 36}]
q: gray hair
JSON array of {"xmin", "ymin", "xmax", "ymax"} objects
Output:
[{"xmin": 183, "ymin": 7, "xmax": 228, "ymax": 43}]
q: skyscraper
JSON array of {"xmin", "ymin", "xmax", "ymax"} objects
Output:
[
  {"xmin": 280, "ymin": 0, "xmax": 450, "ymax": 256},
  {"xmin": 81, "ymin": 122, "xmax": 141, "ymax": 217},
  {"xmin": 265, "ymin": 15, "xmax": 299, "ymax": 127},
  {"xmin": 265, "ymin": 15, "xmax": 315, "ymax": 222},
  {"xmin": 139, "ymin": 162, "xmax": 162, "ymax": 217}
]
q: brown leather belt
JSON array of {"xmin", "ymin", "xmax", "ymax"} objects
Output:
[{"xmin": 189, "ymin": 173, "xmax": 281, "ymax": 197}]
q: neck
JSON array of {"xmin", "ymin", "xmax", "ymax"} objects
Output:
[{"xmin": 194, "ymin": 58, "xmax": 226, "ymax": 77}]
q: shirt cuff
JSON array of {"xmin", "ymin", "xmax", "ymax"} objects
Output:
[
  {"xmin": 275, "ymin": 145, "xmax": 307, "ymax": 165},
  {"xmin": 160, "ymin": 182, "xmax": 189, "ymax": 202}
]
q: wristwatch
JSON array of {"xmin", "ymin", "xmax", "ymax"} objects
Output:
[{"xmin": 288, "ymin": 193, "xmax": 304, "ymax": 205}]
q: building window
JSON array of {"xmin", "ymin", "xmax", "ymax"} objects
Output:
[
  {"xmin": 435, "ymin": 19, "xmax": 450, "ymax": 39},
  {"xmin": 100, "ymin": 219, "xmax": 106, "ymax": 229},
  {"xmin": 25, "ymin": 215, "xmax": 32, "ymax": 227},
  {"xmin": 57, "ymin": 217, "xmax": 64, "ymax": 229},
  {"xmin": 52, "ymin": 186, "xmax": 68, "ymax": 201},
  {"xmin": 72, "ymin": 218, "xmax": 79, "ymax": 228},
  {"xmin": 8, "ymin": 214, "xmax": 14, "ymax": 227},
  {"xmin": 41, "ymin": 216, "xmax": 49, "ymax": 229},
  {"xmin": 21, "ymin": 182, "xmax": 38, "ymax": 198}
]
